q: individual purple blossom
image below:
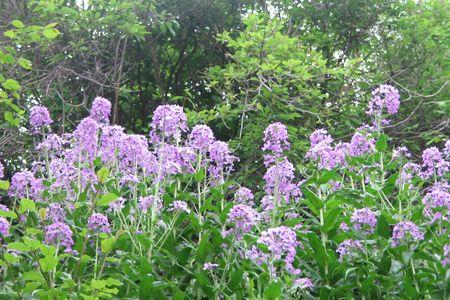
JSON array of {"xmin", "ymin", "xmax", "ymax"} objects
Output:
[
  {"xmin": 444, "ymin": 140, "xmax": 450, "ymax": 158},
  {"xmin": 226, "ymin": 204, "xmax": 258, "ymax": 239},
  {"xmin": 420, "ymin": 147, "xmax": 449, "ymax": 179},
  {"xmin": 0, "ymin": 204, "xmax": 9, "ymax": 212},
  {"xmin": 203, "ymin": 263, "xmax": 219, "ymax": 270},
  {"xmin": 90, "ymin": 97, "xmax": 111, "ymax": 123},
  {"xmin": 351, "ymin": 208, "xmax": 377, "ymax": 234},
  {"xmin": 0, "ymin": 161, "xmax": 4, "ymax": 178},
  {"xmin": 397, "ymin": 162, "xmax": 420, "ymax": 186},
  {"xmin": 393, "ymin": 146, "xmax": 411, "ymax": 160},
  {"xmin": 99, "ymin": 125, "xmax": 124, "ymax": 163},
  {"xmin": 29, "ymin": 105, "xmax": 52, "ymax": 132},
  {"xmin": 169, "ymin": 201, "xmax": 190, "ymax": 213},
  {"xmin": 337, "ymin": 239, "xmax": 364, "ymax": 261},
  {"xmin": 108, "ymin": 197, "xmax": 126, "ymax": 213},
  {"xmin": 149, "ymin": 105, "xmax": 187, "ymax": 143},
  {"xmin": 257, "ymin": 226, "xmax": 301, "ymax": 275},
  {"xmin": 189, "ymin": 125, "xmax": 214, "ymax": 152},
  {"xmin": 309, "ymin": 129, "xmax": 333, "ymax": 148},
  {"xmin": 87, "ymin": 213, "xmax": 111, "ymax": 233},
  {"xmin": 294, "ymin": 278, "xmax": 314, "ymax": 289},
  {"xmin": 0, "ymin": 217, "xmax": 10, "ymax": 237},
  {"xmin": 47, "ymin": 203, "xmax": 66, "ymax": 223},
  {"xmin": 138, "ymin": 196, "xmax": 159, "ymax": 211},
  {"xmin": 367, "ymin": 84, "xmax": 400, "ymax": 116},
  {"xmin": 262, "ymin": 122, "xmax": 290, "ymax": 165},
  {"xmin": 9, "ymin": 170, "xmax": 43, "ymax": 200},
  {"xmin": 442, "ymin": 244, "xmax": 450, "ymax": 266},
  {"xmin": 44, "ymin": 222, "xmax": 74, "ymax": 252},
  {"xmin": 391, "ymin": 221, "xmax": 424, "ymax": 247},
  {"xmin": 235, "ymin": 187, "xmax": 254, "ymax": 205},
  {"xmin": 422, "ymin": 185, "xmax": 450, "ymax": 224}
]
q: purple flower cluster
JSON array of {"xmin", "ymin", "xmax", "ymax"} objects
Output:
[
  {"xmin": 138, "ymin": 196, "xmax": 160, "ymax": 212},
  {"xmin": 0, "ymin": 217, "xmax": 10, "ymax": 237},
  {"xmin": 9, "ymin": 171, "xmax": 43, "ymax": 200},
  {"xmin": 420, "ymin": 147, "xmax": 449, "ymax": 179},
  {"xmin": 108, "ymin": 197, "xmax": 126, "ymax": 213},
  {"xmin": 397, "ymin": 162, "xmax": 420, "ymax": 186},
  {"xmin": 294, "ymin": 278, "xmax": 314, "ymax": 289},
  {"xmin": 47, "ymin": 203, "xmax": 66, "ymax": 223},
  {"xmin": 442, "ymin": 244, "xmax": 450, "ymax": 266},
  {"xmin": 306, "ymin": 129, "xmax": 350, "ymax": 169},
  {"xmin": 169, "ymin": 201, "xmax": 190, "ymax": 213},
  {"xmin": 72, "ymin": 117, "xmax": 100, "ymax": 162},
  {"xmin": 37, "ymin": 134, "xmax": 64, "ymax": 155},
  {"xmin": 0, "ymin": 161, "xmax": 4, "ymax": 178},
  {"xmin": 235, "ymin": 187, "xmax": 254, "ymax": 205},
  {"xmin": 44, "ymin": 222, "xmax": 74, "ymax": 252},
  {"xmin": 349, "ymin": 132, "xmax": 373, "ymax": 157},
  {"xmin": 263, "ymin": 159, "xmax": 301, "ymax": 203},
  {"xmin": 367, "ymin": 84, "xmax": 400, "ymax": 116},
  {"xmin": 256, "ymin": 226, "xmax": 301, "ymax": 275},
  {"xmin": 90, "ymin": 97, "xmax": 111, "ymax": 123},
  {"xmin": 226, "ymin": 204, "xmax": 258, "ymax": 238},
  {"xmin": 208, "ymin": 141, "xmax": 237, "ymax": 180},
  {"xmin": 149, "ymin": 105, "xmax": 187, "ymax": 143},
  {"xmin": 87, "ymin": 213, "xmax": 111, "ymax": 233},
  {"xmin": 189, "ymin": 125, "xmax": 214, "ymax": 152},
  {"xmin": 391, "ymin": 221, "xmax": 424, "ymax": 247},
  {"xmin": 351, "ymin": 208, "xmax": 377, "ymax": 234},
  {"xmin": 262, "ymin": 122, "xmax": 290, "ymax": 165},
  {"xmin": 203, "ymin": 262, "xmax": 219, "ymax": 270},
  {"xmin": 422, "ymin": 184, "xmax": 450, "ymax": 224},
  {"xmin": 30, "ymin": 105, "xmax": 53, "ymax": 132},
  {"xmin": 337, "ymin": 239, "xmax": 363, "ymax": 261},
  {"xmin": 392, "ymin": 146, "xmax": 411, "ymax": 160}
]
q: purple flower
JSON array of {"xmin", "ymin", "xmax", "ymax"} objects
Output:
[
  {"xmin": 149, "ymin": 105, "xmax": 187, "ymax": 143},
  {"xmin": 235, "ymin": 187, "xmax": 254, "ymax": 205},
  {"xmin": 90, "ymin": 97, "xmax": 111, "ymax": 123},
  {"xmin": 9, "ymin": 171, "xmax": 43, "ymax": 200},
  {"xmin": 391, "ymin": 221, "xmax": 424, "ymax": 247},
  {"xmin": 189, "ymin": 125, "xmax": 214, "ymax": 152},
  {"xmin": 0, "ymin": 204, "xmax": 10, "ymax": 212},
  {"xmin": 444, "ymin": 140, "xmax": 450, "ymax": 158},
  {"xmin": 368, "ymin": 84, "xmax": 400, "ymax": 116},
  {"xmin": 99, "ymin": 125, "xmax": 124, "ymax": 163},
  {"xmin": 294, "ymin": 278, "xmax": 314, "ymax": 289},
  {"xmin": 169, "ymin": 201, "xmax": 190, "ymax": 213},
  {"xmin": 422, "ymin": 184, "xmax": 450, "ymax": 224},
  {"xmin": 256, "ymin": 226, "xmax": 301, "ymax": 275},
  {"xmin": 0, "ymin": 161, "xmax": 4, "ymax": 178},
  {"xmin": 351, "ymin": 208, "xmax": 377, "ymax": 234},
  {"xmin": 337, "ymin": 239, "xmax": 363, "ymax": 261},
  {"xmin": 263, "ymin": 159, "xmax": 301, "ymax": 203},
  {"xmin": 208, "ymin": 141, "xmax": 237, "ymax": 180},
  {"xmin": 203, "ymin": 262, "xmax": 219, "ymax": 270},
  {"xmin": 0, "ymin": 217, "xmax": 10, "ymax": 237},
  {"xmin": 72, "ymin": 117, "xmax": 99, "ymax": 162},
  {"xmin": 420, "ymin": 147, "xmax": 449, "ymax": 179},
  {"xmin": 108, "ymin": 197, "xmax": 126, "ymax": 213},
  {"xmin": 30, "ymin": 105, "xmax": 52, "ymax": 132},
  {"xmin": 442, "ymin": 244, "xmax": 450, "ymax": 266},
  {"xmin": 309, "ymin": 129, "xmax": 333, "ymax": 148},
  {"xmin": 349, "ymin": 132, "xmax": 373, "ymax": 157},
  {"xmin": 393, "ymin": 146, "xmax": 411, "ymax": 160},
  {"xmin": 138, "ymin": 196, "xmax": 159, "ymax": 211},
  {"xmin": 397, "ymin": 162, "xmax": 420, "ymax": 186},
  {"xmin": 87, "ymin": 213, "xmax": 111, "ymax": 233},
  {"xmin": 36, "ymin": 134, "xmax": 63, "ymax": 155},
  {"xmin": 226, "ymin": 204, "xmax": 258, "ymax": 239},
  {"xmin": 262, "ymin": 123, "xmax": 290, "ymax": 165},
  {"xmin": 47, "ymin": 203, "xmax": 66, "ymax": 223},
  {"xmin": 339, "ymin": 222, "xmax": 350, "ymax": 232},
  {"xmin": 44, "ymin": 222, "xmax": 74, "ymax": 252}
]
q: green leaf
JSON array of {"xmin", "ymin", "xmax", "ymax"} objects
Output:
[
  {"xmin": 97, "ymin": 193, "xmax": 118, "ymax": 206},
  {"xmin": 11, "ymin": 20, "xmax": 25, "ymax": 29},
  {"xmin": 307, "ymin": 233, "xmax": 327, "ymax": 269},
  {"xmin": 2, "ymin": 79, "xmax": 21, "ymax": 91},
  {"xmin": 23, "ymin": 271, "xmax": 45, "ymax": 282},
  {"xmin": 302, "ymin": 187, "xmax": 323, "ymax": 209},
  {"xmin": 376, "ymin": 134, "xmax": 388, "ymax": 151},
  {"xmin": 4, "ymin": 30, "xmax": 16, "ymax": 38},
  {"xmin": 97, "ymin": 167, "xmax": 109, "ymax": 183},
  {"xmin": 39, "ymin": 255, "xmax": 58, "ymax": 272},
  {"xmin": 376, "ymin": 213, "xmax": 390, "ymax": 239},
  {"xmin": 322, "ymin": 208, "xmax": 341, "ymax": 233},
  {"xmin": 8, "ymin": 242, "xmax": 31, "ymax": 252},
  {"xmin": 194, "ymin": 169, "xmax": 206, "ymax": 181},
  {"xmin": 0, "ymin": 180, "xmax": 9, "ymax": 190},
  {"xmin": 18, "ymin": 58, "xmax": 32, "ymax": 70},
  {"xmin": 19, "ymin": 198, "xmax": 35, "ymax": 213},
  {"xmin": 42, "ymin": 28, "xmax": 60, "ymax": 39},
  {"xmin": 263, "ymin": 281, "xmax": 282, "ymax": 299},
  {"xmin": 0, "ymin": 209, "xmax": 17, "ymax": 219},
  {"xmin": 101, "ymin": 237, "xmax": 116, "ymax": 254}
]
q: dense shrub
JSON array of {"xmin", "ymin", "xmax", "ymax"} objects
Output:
[{"xmin": 0, "ymin": 86, "xmax": 449, "ymax": 299}]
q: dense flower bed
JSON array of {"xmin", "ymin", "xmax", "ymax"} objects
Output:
[{"xmin": 0, "ymin": 86, "xmax": 449, "ymax": 299}]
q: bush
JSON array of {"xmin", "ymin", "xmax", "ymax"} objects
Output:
[{"xmin": 0, "ymin": 86, "xmax": 449, "ymax": 299}]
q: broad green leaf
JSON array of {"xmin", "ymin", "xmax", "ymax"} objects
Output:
[
  {"xmin": 97, "ymin": 167, "xmax": 109, "ymax": 183},
  {"xmin": 39, "ymin": 255, "xmax": 58, "ymax": 272},
  {"xmin": 19, "ymin": 198, "xmax": 35, "ymax": 213},
  {"xmin": 42, "ymin": 28, "xmax": 60, "ymax": 39},
  {"xmin": 0, "ymin": 180, "xmax": 10, "ymax": 190},
  {"xmin": 97, "ymin": 193, "xmax": 118, "ymax": 206},
  {"xmin": 11, "ymin": 20, "xmax": 25, "ymax": 29},
  {"xmin": 23, "ymin": 271, "xmax": 45, "ymax": 282},
  {"xmin": 302, "ymin": 187, "xmax": 323, "ymax": 209},
  {"xmin": 2, "ymin": 79, "xmax": 20, "ymax": 91},
  {"xmin": 8, "ymin": 242, "xmax": 31, "ymax": 252},
  {"xmin": 18, "ymin": 58, "xmax": 32, "ymax": 70},
  {"xmin": 263, "ymin": 281, "xmax": 282, "ymax": 299},
  {"xmin": 376, "ymin": 134, "xmax": 388, "ymax": 151},
  {"xmin": 101, "ymin": 237, "xmax": 116, "ymax": 254},
  {"xmin": 322, "ymin": 208, "xmax": 341, "ymax": 233}
]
